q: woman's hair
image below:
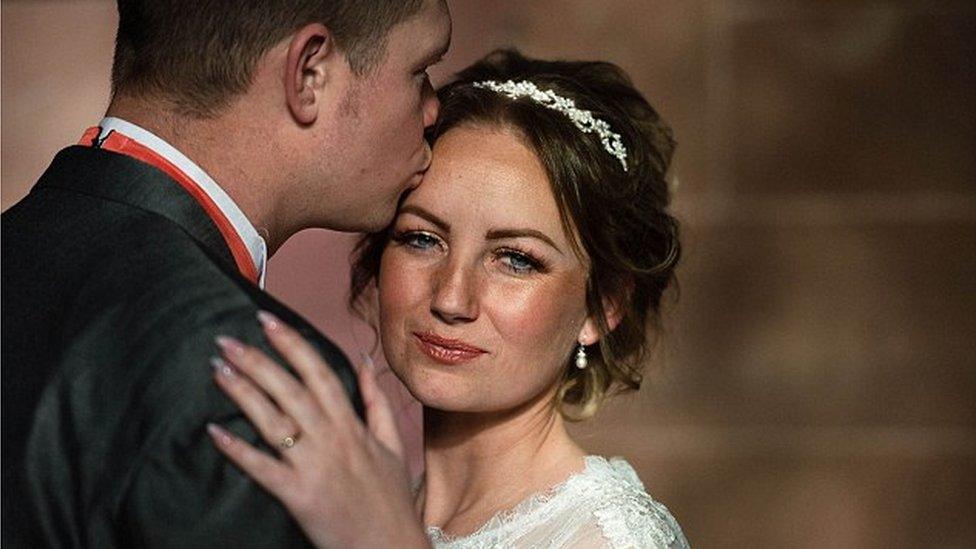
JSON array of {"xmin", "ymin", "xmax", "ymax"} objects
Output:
[{"xmin": 350, "ymin": 48, "xmax": 680, "ymax": 420}]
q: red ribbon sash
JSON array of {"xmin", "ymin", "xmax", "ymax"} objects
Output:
[{"xmin": 79, "ymin": 127, "xmax": 260, "ymax": 284}]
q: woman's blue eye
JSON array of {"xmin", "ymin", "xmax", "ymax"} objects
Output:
[
  {"xmin": 405, "ymin": 232, "xmax": 439, "ymax": 250},
  {"xmin": 500, "ymin": 251, "xmax": 538, "ymax": 274}
]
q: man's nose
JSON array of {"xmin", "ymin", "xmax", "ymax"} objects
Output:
[
  {"xmin": 422, "ymin": 83, "xmax": 440, "ymax": 129},
  {"xmin": 420, "ymin": 143, "xmax": 433, "ymax": 172}
]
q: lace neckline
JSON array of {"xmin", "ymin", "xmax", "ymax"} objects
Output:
[{"xmin": 425, "ymin": 455, "xmax": 635, "ymax": 543}]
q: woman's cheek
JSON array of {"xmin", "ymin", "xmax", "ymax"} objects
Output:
[
  {"xmin": 378, "ymin": 251, "xmax": 426, "ymax": 352},
  {"xmin": 484, "ymin": 277, "xmax": 586, "ymax": 363},
  {"xmin": 379, "ymin": 249, "xmax": 427, "ymax": 304}
]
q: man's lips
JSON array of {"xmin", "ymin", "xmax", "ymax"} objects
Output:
[{"xmin": 413, "ymin": 332, "xmax": 487, "ymax": 365}]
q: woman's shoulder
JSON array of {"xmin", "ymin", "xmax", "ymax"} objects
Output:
[
  {"xmin": 426, "ymin": 455, "xmax": 690, "ymax": 548},
  {"xmin": 570, "ymin": 456, "xmax": 690, "ymax": 549}
]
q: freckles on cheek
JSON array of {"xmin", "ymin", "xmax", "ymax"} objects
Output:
[
  {"xmin": 378, "ymin": 253, "xmax": 429, "ymax": 322},
  {"xmin": 487, "ymin": 279, "xmax": 587, "ymax": 350},
  {"xmin": 378, "ymin": 254, "xmax": 421, "ymax": 370}
]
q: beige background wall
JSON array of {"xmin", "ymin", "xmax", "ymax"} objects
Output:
[{"xmin": 3, "ymin": 1, "xmax": 974, "ymax": 546}]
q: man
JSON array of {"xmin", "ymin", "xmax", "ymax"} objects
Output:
[{"xmin": 2, "ymin": 0, "xmax": 451, "ymax": 546}]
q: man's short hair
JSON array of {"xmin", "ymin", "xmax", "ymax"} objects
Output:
[{"xmin": 111, "ymin": 0, "xmax": 425, "ymax": 117}]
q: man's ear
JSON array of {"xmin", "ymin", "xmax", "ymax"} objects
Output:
[
  {"xmin": 284, "ymin": 23, "xmax": 333, "ymax": 125},
  {"xmin": 576, "ymin": 289, "xmax": 628, "ymax": 346}
]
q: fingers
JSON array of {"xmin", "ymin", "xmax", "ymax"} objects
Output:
[
  {"xmin": 215, "ymin": 334, "xmax": 323, "ymax": 432},
  {"xmin": 256, "ymin": 311, "xmax": 359, "ymax": 426},
  {"xmin": 207, "ymin": 423, "xmax": 292, "ymax": 499},
  {"xmin": 357, "ymin": 359, "xmax": 405, "ymax": 461},
  {"xmin": 210, "ymin": 357, "xmax": 301, "ymax": 460}
]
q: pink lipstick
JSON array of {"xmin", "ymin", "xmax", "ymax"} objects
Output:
[{"xmin": 413, "ymin": 332, "xmax": 487, "ymax": 365}]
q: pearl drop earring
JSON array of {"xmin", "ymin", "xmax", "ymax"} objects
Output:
[{"xmin": 575, "ymin": 343, "xmax": 588, "ymax": 369}]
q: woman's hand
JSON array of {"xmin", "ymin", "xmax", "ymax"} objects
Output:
[{"xmin": 206, "ymin": 311, "xmax": 428, "ymax": 549}]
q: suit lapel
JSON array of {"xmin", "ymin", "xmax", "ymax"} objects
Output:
[{"xmin": 34, "ymin": 145, "xmax": 237, "ymax": 272}]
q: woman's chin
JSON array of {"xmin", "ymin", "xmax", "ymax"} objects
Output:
[
  {"xmin": 390, "ymin": 356, "xmax": 541, "ymax": 414},
  {"xmin": 401, "ymin": 373, "xmax": 475, "ymax": 411},
  {"xmin": 393, "ymin": 368, "xmax": 485, "ymax": 412}
]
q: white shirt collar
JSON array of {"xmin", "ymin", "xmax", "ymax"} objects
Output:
[{"xmin": 97, "ymin": 117, "xmax": 267, "ymax": 288}]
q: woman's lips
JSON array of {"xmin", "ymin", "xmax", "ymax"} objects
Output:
[{"xmin": 413, "ymin": 332, "xmax": 487, "ymax": 365}]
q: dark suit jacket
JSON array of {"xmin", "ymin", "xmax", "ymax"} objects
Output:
[{"xmin": 2, "ymin": 145, "xmax": 362, "ymax": 547}]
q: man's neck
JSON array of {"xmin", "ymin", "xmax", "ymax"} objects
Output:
[
  {"xmin": 419, "ymin": 392, "xmax": 586, "ymax": 536},
  {"xmin": 105, "ymin": 97, "xmax": 290, "ymax": 254}
]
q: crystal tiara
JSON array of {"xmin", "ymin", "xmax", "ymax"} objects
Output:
[{"xmin": 472, "ymin": 79, "xmax": 629, "ymax": 171}]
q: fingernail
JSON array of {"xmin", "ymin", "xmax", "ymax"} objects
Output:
[
  {"xmin": 359, "ymin": 352, "xmax": 376, "ymax": 372},
  {"xmin": 215, "ymin": 335, "xmax": 245, "ymax": 356},
  {"xmin": 207, "ymin": 423, "xmax": 234, "ymax": 446},
  {"xmin": 256, "ymin": 310, "xmax": 280, "ymax": 331},
  {"xmin": 209, "ymin": 356, "xmax": 237, "ymax": 379}
]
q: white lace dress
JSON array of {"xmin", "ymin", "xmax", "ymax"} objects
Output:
[{"xmin": 425, "ymin": 456, "xmax": 690, "ymax": 548}]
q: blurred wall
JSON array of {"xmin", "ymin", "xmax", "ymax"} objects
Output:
[{"xmin": 3, "ymin": 1, "xmax": 974, "ymax": 547}]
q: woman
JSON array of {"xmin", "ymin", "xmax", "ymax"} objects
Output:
[{"xmin": 207, "ymin": 49, "xmax": 688, "ymax": 548}]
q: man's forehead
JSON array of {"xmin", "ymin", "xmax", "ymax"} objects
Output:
[
  {"xmin": 422, "ymin": 0, "xmax": 452, "ymax": 51},
  {"xmin": 382, "ymin": 0, "xmax": 451, "ymax": 68}
]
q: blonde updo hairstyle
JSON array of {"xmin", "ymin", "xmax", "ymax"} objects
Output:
[{"xmin": 350, "ymin": 49, "xmax": 679, "ymax": 420}]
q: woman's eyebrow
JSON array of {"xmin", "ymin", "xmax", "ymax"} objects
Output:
[
  {"xmin": 398, "ymin": 205, "xmax": 450, "ymax": 231},
  {"xmin": 486, "ymin": 228, "xmax": 564, "ymax": 255},
  {"xmin": 398, "ymin": 206, "xmax": 564, "ymax": 255}
]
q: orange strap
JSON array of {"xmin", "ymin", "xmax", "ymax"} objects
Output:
[{"xmin": 79, "ymin": 127, "xmax": 260, "ymax": 284}]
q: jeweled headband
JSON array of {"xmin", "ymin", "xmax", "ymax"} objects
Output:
[{"xmin": 472, "ymin": 79, "xmax": 629, "ymax": 171}]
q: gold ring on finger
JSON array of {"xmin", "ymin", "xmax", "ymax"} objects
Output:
[{"xmin": 279, "ymin": 432, "xmax": 300, "ymax": 449}]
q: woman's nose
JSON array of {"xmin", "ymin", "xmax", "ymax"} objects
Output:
[{"xmin": 429, "ymin": 259, "xmax": 478, "ymax": 324}]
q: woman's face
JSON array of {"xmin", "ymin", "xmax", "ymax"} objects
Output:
[{"xmin": 377, "ymin": 124, "xmax": 594, "ymax": 413}]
